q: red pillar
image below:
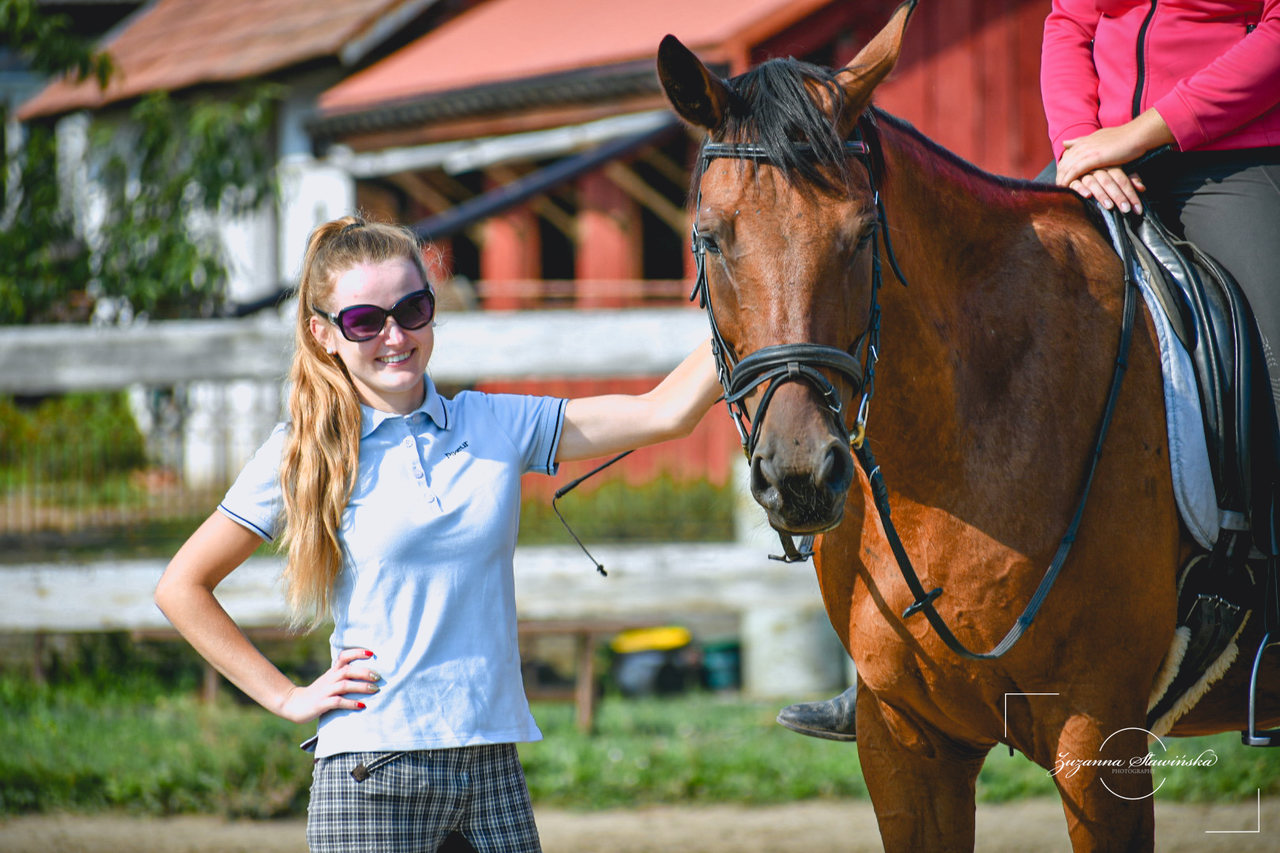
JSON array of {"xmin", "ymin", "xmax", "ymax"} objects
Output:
[
  {"xmin": 481, "ymin": 203, "xmax": 540, "ymax": 310},
  {"xmin": 575, "ymin": 171, "xmax": 642, "ymax": 308}
]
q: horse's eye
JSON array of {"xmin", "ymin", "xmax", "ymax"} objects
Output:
[
  {"xmin": 855, "ymin": 222, "xmax": 878, "ymax": 251},
  {"xmin": 698, "ymin": 233, "xmax": 722, "ymax": 255}
]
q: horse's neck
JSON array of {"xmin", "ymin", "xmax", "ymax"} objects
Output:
[{"xmin": 866, "ymin": 120, "xmax": 1124, "ymax": 494}]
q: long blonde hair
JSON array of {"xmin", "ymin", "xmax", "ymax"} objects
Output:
[{"xmin": 279, "ymin": 215, "xmax": 433, "ymax": 628}]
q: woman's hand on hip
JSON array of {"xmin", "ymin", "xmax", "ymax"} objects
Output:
[{"xmin": 277, "ymin": 647, "xmax": 381, "ymax": 724}]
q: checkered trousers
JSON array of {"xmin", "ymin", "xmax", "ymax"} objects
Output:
[{"xmin": 306, "ymin": 743, "xmax": 541, "ymax": 853}]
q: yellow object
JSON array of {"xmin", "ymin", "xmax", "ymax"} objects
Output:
[{"xmin": 609, "ymin": 625, "xmax": 692, "ymax": 654}]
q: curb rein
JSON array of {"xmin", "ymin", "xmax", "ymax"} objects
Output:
[{"xmin": 690, "ymin": 123, "xmax": 1141, "ymax": 661}]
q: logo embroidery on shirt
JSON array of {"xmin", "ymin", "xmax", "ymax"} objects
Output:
[{"xmin": 444, "ymin": 441, "xmax": 470, "ymax": 459}]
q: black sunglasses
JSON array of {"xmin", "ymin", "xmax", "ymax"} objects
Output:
[{"xmin": 313, "ymin": 289, "xmax": 436, "ymax": 343}]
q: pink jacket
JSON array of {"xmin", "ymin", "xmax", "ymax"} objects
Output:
[{"xmin": 1042, "ymin": 0, "xmax": 1280, "ymax": 158}]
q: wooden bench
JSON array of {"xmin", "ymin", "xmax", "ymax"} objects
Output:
[{"xmin": 518, "ymin": 618, "xmax": 660, "ymax": 733}]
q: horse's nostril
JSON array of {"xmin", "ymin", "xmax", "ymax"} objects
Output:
[
  {"xmin": 750, "ymin": 453, "xmax": 782, "ymax": 510},
  {"xmin": 817, "ymin": 442, "xmax": 854, "ymax": 494}
]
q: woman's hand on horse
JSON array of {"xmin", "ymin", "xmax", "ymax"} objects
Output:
[{"xmin": 276, "ymin": 647, "xmax": 381, "ymax": 723}]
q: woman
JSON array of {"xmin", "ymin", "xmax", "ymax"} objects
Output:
[
  {"xmin": 1041, "ymin": 0, "xmax": 1280, "ymax": 418},
  {"xmin": 154, "ymin": 216, "xmax": 722, "ymax": 852}
]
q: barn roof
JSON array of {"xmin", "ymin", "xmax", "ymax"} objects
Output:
[
  {"xmin": 310, "ymin": 0, "xmax": 839, "ymax": 142},
  {"xmin": 18, "ymin": 0, "xmax": 442, "ymax": 120}
]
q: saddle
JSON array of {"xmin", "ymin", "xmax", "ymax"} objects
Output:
[{"xmin": 1098, "ymin": 203, "xmax": 1280, "ymax": 740}]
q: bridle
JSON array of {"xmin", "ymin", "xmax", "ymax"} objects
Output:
[{"xmin": 689, "ymin": 124, "xmax": 907, "ymax": 562}]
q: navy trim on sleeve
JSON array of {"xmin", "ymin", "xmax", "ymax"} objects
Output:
[
  {"xmin": 217, "ymin": 504, "xmax": 274, "ymax": 542},
  {"xmin": 546, "ymin": 398, "xmax": 567, "ymax": 473}
]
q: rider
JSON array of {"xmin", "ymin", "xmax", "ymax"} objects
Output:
[{"xmin": 777, "ymin": 0, "xmax": 1280, "ymax": 743}]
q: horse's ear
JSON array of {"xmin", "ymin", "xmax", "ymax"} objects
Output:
[
  {"xmin": 836, "ymin": 0, "xmax": 917, "ymax": 136},
  {"xmin": 657, "ymin": 34, "xmax": 730, "ymax": 133}
]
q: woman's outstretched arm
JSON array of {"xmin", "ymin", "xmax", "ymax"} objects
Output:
[{"xmin": 556, "ymin": 338, "xmax": 722, "ymax": 463}]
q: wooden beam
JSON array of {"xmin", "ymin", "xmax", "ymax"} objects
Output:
[
  {"xmin": 0, "ymin": 544, "xmax": 824, "ymax": 631},
  {"xmin": 334, "ymin": 96, "xmax": 668, "ymax": 152},
  {"xmin": 385, "ymin": 171, "xmax": 453, "ymax": 215},
  {"xmin": 487, "ymin": 164, "xmax": 578, "ymax": 243},
  {"xmin": 603, "ymin": 161, "xmax": 689, "ymax": 236},
  {"xmin": 639, "ymin": 146, "xmax": 692, "ymax": 191}
]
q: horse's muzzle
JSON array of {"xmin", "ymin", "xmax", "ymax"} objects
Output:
[{"xmin": 750, "ymin": 435, "xmax": 853, "ymax": 533}]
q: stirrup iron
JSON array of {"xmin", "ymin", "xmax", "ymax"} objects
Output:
[{"xmin": 1243, "ymin": 630, "xmax": 1280, "ymax": 747}]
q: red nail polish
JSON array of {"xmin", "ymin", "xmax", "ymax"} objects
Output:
[
  {"xmin": 365, "ymin": 651, "xmax": 374, "ymax": 657},
  {"xmin": 356, "ymin": 702, "xmax": 367, "ymax": 710}
]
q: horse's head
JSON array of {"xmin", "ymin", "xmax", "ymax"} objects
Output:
[{"xmin": 658, "ymin": 2, "xmax": 915, "ymax": 535}]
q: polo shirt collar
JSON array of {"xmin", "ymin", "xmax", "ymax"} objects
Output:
[{"xmin": 359, "ymin": 375, "xmax": 449, "ymax": 438}]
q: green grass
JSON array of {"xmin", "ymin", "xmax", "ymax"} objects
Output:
[{"xmin": 3, "ymin": 663, "xmax": 1277, "ymax": 818}]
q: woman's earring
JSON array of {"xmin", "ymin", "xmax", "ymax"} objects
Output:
[{"xmin": 326, "ymin": 347, "xmax": 336, "ymax": 355}]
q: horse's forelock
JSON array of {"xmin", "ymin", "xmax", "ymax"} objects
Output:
[{"xmin": 720, "ymin": 58, "xmax": 855, "ymax": 192}]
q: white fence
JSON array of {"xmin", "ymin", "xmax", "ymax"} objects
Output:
[{"xmin": 0, "ymin": 309, "xmax": 850, "ymax": 698}]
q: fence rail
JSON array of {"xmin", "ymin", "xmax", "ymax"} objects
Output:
[{"xmin": 0, "ymin": 307, "xmax": 708, "ymax": 394}]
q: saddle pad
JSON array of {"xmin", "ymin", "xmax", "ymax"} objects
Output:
[{"xmin": 1098, "ymin": 211, "xmax": 1218, "ymax": 548}]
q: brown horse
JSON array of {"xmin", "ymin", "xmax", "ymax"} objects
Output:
[{"xmin": 657, "ymin": 3, "xmax": 1278, "ymax": 851}]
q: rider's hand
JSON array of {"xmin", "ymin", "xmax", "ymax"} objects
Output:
[
  {"xmin": 276, "ymin": 647, "xmax": 382, "ymax": 724},
  {"xmin": 1055, "ymin": 109, "xmax": 1175, "ymax": 214},
  {"xmin": 1063, "ymin": 166, "xmax": 1147, "ymax": 215}
]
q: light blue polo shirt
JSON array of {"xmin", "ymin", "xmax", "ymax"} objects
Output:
[{"xmin": 217, "ymin": 375, "xmax": 566, "ymax": 757}]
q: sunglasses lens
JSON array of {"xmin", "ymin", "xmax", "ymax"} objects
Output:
[
  {"xmin": 340, "ymin": 305, "xmax": 388, "ymax": 341},
  {"xmin": 393, "ymin": 291, "xmax": 435, "ymax": 330}
]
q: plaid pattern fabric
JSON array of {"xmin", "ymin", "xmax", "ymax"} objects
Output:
[{"xmin": 306, "ymin": 743, "xmax": 541, "ymax": 853}]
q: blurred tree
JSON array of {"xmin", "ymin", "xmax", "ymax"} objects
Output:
[
  {"xmin": 0, "ymin": 0, "xmax": 114, "ymax": 85},
  {"xmin": 91, "ymin": 86, "xmax": 280, "ymax": 319},
  {"xmin": 0, "ymin": 0, "xmax": 280, "ymax": 323},
  {"xmin": 0, "ymin": 0, "xmax": 110, "ymax": 322}
]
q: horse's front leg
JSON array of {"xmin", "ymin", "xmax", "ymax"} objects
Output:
[
  {"xmin": 856, "ymin": 684, "xmax": 988, "ymax": 852},
  {"xmin": 1049, "ymin": 714, "xmax": 1155, "ymax": 851}
]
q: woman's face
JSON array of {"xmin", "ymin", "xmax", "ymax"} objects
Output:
[{"xmin": 309, "ymin": 257, "xmax": 435, "ymax": 414}]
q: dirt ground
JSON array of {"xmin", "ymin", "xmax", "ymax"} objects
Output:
[{"xmin": 1, "ymin": 798, "xmax": 1276, "ymax": 852}]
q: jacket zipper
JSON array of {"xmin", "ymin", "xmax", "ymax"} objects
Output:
[{"xmin": 1132, "ymin": 0, "xmax": 1158, "ymax": 118}]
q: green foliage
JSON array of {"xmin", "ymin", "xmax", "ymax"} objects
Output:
[
  {"xmin": 519, "ymin": 697, "xmax": 868, "ymax": 808},
  {"xmin": 1, "ymin": 0, "xmax": 280, "ymax": 323},
  {"xmin": 90, "ymin": 87, "xmax": 281, "ymax": 319},
  {"xmin": 0, "ymin": 0, "xmax": 113, "ymax": 86},
  {"xmin": 0, "ymin": 1, "xmax": 108, "ymax": 323},
  {"xmin": 3, "ymin": 657, "xmax": 1277, "ymax": 818},
  {"xmin": 519, "ymin": 476, "xmax": 735, "ymax": 545},
  {"xmin": 0, "ymin": 392, "xmax": 145, "ymax": 478},
  {"xmin": 0, "ymin": 122, "xmax": 92, "ymax": 323}
]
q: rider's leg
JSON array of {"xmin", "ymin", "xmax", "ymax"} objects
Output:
[{"xmin": 1142, "ymin": 150, "xmax": 1280, "ymax": 426}]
